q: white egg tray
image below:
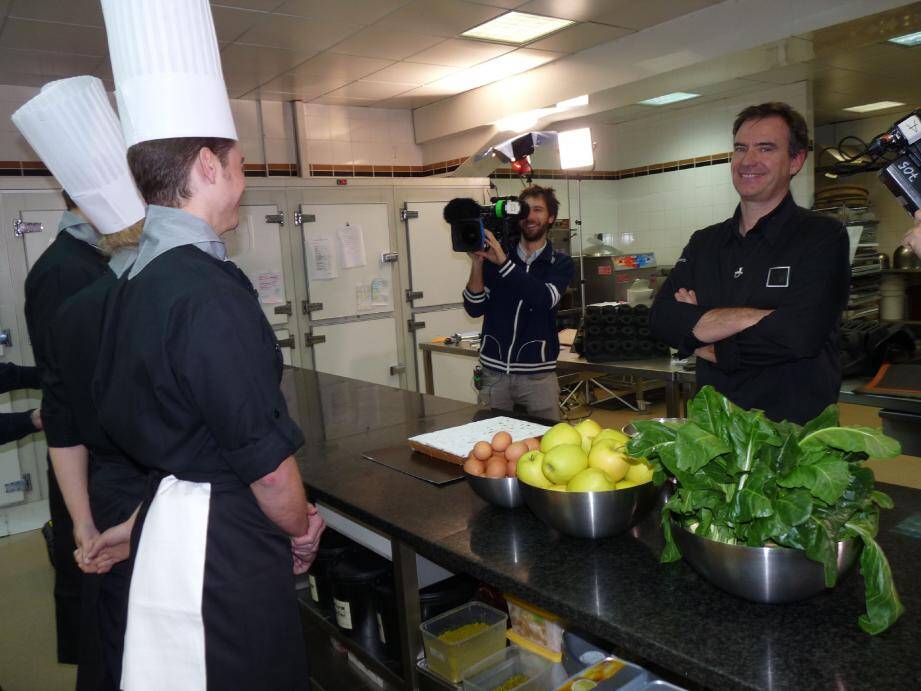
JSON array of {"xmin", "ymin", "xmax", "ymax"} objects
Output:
[{"xmin": 409, "ymin": 416, "xmax": 550, "ymax": 460}]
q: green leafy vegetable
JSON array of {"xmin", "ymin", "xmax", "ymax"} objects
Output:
[{"xmin": 627, "ymin": 385, "xmax": 903, "ymax": 634}]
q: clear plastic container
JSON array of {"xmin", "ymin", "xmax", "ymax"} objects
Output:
[
  {"xmin": 420, "ymin": 601, "xmax": 508, "ymax": 683},
  {"xmin": 505, "ymin": 595, "xmax": 565, "ymax": 655},
  {"xmin": 462, "ymin": 645, "xmax": 554, "ymax": 691},
  {"xmin": 555, "ymin": 656, "xmax": 648, "ymax": 690}
]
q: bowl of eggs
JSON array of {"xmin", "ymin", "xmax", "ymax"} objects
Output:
[{"xmin": 463, "ymin": 431, "xmax": 539, "ymax": 509}]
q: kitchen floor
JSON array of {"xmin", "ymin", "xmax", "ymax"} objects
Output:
[{"xmin": 2, "ymin": 401, "xmax": 919, "ymax": 691}]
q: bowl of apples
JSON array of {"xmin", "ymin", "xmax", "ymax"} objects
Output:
[
  {"xmin": 516, "ymin": 420, "xmax": 660, "ymax": 538},
  {"xmin": 463, "ymin": 431, "xmax": 540, "ymax": 509}
]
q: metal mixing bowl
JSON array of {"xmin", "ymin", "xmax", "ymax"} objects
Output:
[
  {"xmin": 518, "ymin": 480, "xmax": 659, "ymax": 538},
  {"xmin": 465, "ymin": 472, "xmax": 524, "ymax": 509},
  {"xmin": 671, "ymin": 522, "xmax": 861, "ymax": 604},
  {"xmin": 621, "ymin": 418, "xmax": 686, "ymax": 437}
]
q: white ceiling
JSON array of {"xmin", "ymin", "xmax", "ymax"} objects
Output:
[{"xmin": 0, "ymin": 0, "xmax": 720, "ymax": 109}]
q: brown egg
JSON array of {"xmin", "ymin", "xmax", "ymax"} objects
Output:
[
  {"xmin": 506, "ymin": 458, "xmax": 518, "ymax": 477},
  {"xmin": 504, "ymin": 441, "xmax": 528, "ymax": 463},
  {"xmin": 523, "ymin": 437, "xmax": 540, "ymax": 451},
  {"xmin": 485, "ymin": 457, "xmax": 507, "ymax": 478},
  {"xmin": 464, "ymin": 458, "xmax": 485, "ymax": 476},
  {"xmin": 491, "ymin": 431, "xmax": 512, "ymax": 452},
  {"xmin": 473, "ymin": 441, "xmax": 493, "ymax": 461}
]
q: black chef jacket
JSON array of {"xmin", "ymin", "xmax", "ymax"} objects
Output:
[
  {"xmin": 93, "ymin": 244, "xmax": 303, "ymax": 486},
  {"xmin": 23, "ymin": 224, "xmax": 108, "ymax": 665},
  {"xmin": 0, "ymin": 363, "xmax": 40, "ymax": 444},
  {"xmin": 650, "ymin": 194, "xmax": 850, "ymax": 424}
]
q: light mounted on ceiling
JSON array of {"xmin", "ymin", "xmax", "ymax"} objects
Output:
[
  {"xmin": 843, "ymin": 101, "xmax": 905, "ymax": 113},
  {"xmin": 462, "ymin": 11, "xmax": 574, "ymax": 44},
  {"xmin": 889, "ymin": 31, "xmax": 921, "ymax": 46},
  {"xmin": 638, "ymin": 92, "xmax": 700, "ymax": 106},
  {"xmin": 558, "ymin": 128, "xmax": 593, "ymax": 169}
]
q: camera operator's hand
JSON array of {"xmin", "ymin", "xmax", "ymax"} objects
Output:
[
  {"xmin": 901, "ymin": 209, "xmax": 921, "ymax": 259},
  {"xmin": 474, "ymin": 229, "xmax": 508, "ymax": 266}
]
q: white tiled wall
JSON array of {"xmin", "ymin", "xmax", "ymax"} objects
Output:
[
  {"xmin": 293, "ymin": 102, "xmax": 422, "ymax": 166},
  {"xmin": 496, "ymin": 82, "xmax": 814, "ymax": 266},
  {"xmin": 815, "ymin": 114, "xmax": 914, "ymax": 259}
]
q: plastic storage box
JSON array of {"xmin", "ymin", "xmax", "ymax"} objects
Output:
[
  {"xmin": 420, "ymin": 601, "xmax": 508, "ymax": 683},
  {"xmin": 462, "ymin": 645, "xmax": 553, "ymax": 691},
  {"xmin": 505, "ymin": 595, "xmax": 565, "ymax": 657}
]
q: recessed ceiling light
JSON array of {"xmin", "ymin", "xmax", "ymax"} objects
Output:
[
  {"xmin": 889, "ymin": 31, "xmax": 921, "ymax": 46},
  {"xmin": 638, "ymin": 92, "xmax": 700, "ymax": 106},
  {"xmin": 462, "ymin": 12, "xmax": 574, "ymax": 44},
  {"xmin": 843, "ymin": 101, "xmax": 905, "ymax": 113}
]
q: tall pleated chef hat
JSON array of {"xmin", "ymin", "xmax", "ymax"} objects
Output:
[
  {"xmin": 11, "ymin": 76, "xmax": 145, "ymax": 235},
  {"xmin": 100, "ymin": 0, "xmax": 237, "ymax": 146}
]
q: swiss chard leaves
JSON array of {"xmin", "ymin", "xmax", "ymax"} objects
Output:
[{"xmin": 631, "ymin": 385, "xmax": 904, "ymax": 634}]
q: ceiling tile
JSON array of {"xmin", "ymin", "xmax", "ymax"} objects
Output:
[
  {"xmin": 9, "ymin": 0, "xmax": 103, "ymax": 26},
  {"xmin": 373, "ymin": 0, "xmax": 506, "ymax": 38},
  {"xmin": 526, "ymin": 22, "xmax": 631, "ymax": 53},
  {"xmin": 328, "ymin": 80, "xmax": 417, "ymax": 99},
  {"xmin": 329, "ymin": 27, "xmax": 443, "ymax": 60},
  {"xmin": 236, "ymin": 13, "xmax": 362, "ymax": 51},
  {"xmin": 464, "ymin": 0, "xmax": 529, "ymax": 8},
  {"xmin": 421, "ymin": 47, "xmax": 560, "ymax": 92},
  {"xmin": 515, "ymin": 0, "xmax": 628, "ymax": 23},
  {"xmin": 258, "ymin": 73, "xmax": 348, "ymax": 96},
  {"xmin": 0, "ymin": 47, "xmax": 102, "ymax": 81},
  {"xmin": 583, "ymin": 0, "xmax": 722, "ymax": 31},
  {"xmin": 212, "ymin": 6, "xmax": 267, "ymax": 42},
  {"xmin": 406, "ymin": 38, "xmax": 514, "ymax": 68},
  {"xmin": 286, "ymin": 52, "xmax": 393, "ymax": 81},
  {"xmin": 273, "ymin": 0, "xmax": 409, "ymax": 24},
  {"xmin": 0, "ymin": 18, "xmax": 108, "ymax": 55},
  {"xmin": 210, "ymin": 0, "xmax": 287, "ymax": 10},
  {"xmin": 364, "ymin": 61, "xmax": 457, "ymax": 85},
  {"xmin": 312, "ymin": 94, "xmax": 377, "ymax": 106},
  {"xmin": 221, "ymin": 43, "xmax": 315, "ymax": 85}
]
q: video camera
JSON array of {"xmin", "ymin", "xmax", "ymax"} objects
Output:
[
  {"xmin": 869, "ymin": 111, "xmax": 921, "ymax": 214},
  {"xmin": 443, "ymin": 196, "xmax": 530, "ymax": 253}
]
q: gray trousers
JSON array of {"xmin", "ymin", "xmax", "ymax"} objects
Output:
[{"xmin": 477, "ymin": 367, "xmax": 561, "ymax": 422}]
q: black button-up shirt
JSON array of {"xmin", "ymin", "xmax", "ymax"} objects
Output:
[{"xmin": 650, "ymin": 193, "xmax": 850, "ymax": 424}]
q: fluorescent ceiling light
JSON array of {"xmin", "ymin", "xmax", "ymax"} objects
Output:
[
  {"xmin": 556, "ymin": 95, "xmax": 588, "ymax": 109},
  {"xmin": 843, "ymin": 101, "xmax": 905, "ymax": 113},
  {"xmin": 559, "ymin": 128, "xmax": 593, "ymax": 169},
  {"xmin": 889, "ymin": 31, "xmax": 921, "ymax": 46},
  {"xmin": 638, "ymin": 92, "xmax": 700, "ymax": 106},
  {"xmin": 462, "ymin": 11, "xmax": 573, "ymax": 44}
]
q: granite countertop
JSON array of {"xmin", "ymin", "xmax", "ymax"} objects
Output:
[{"xmin": 284, "ymin": 368, "xmax": 921, "ymax": 691}]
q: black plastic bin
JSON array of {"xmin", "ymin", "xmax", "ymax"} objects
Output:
[
  {"xmin": 373, "ymin": 575, "xmax": 478, "ymax": 663},
  {"xmin": 304, "ymin": 528, "xmax": 354, "ymax": 617},
  {"xmin": 330, "ymin": 548, "xmax": 393, "ymax": 660}
]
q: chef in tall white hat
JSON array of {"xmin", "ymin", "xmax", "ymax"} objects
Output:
[
  {"xmin": 92, "ymin": 1, "xmax": 323, "ymax": 689},
  {"xmin": 12, "ymin": 74, "xmax": 145, "ymax": 671},
  {"xmin": 14, "ymin": 74, "xmax": 149, "ymax": 691}
]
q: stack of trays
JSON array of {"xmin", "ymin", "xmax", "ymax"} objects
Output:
[{"xmin": 576, "ymin": 304, "xmax": 669, "ymax": 362}]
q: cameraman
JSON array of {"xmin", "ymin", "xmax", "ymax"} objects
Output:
[{"xmin": 463, "ymin": 185, "xmax": 574, "ymax": 421}]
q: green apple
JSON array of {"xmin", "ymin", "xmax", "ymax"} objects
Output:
[
  {"xmin": 567, "ymin": 468, "xmax": 616, "ymax": 492},
  {"xmin": 516, "ymin": 450, "xmax": 552, "ymax": 488},
  {"xmin": 615, "ymin": 479, "xmax": 640, "ymax": 489},
  {"xmin": 581, "ymin": 435, "xmax": 592, "ymax": 454},
  {"xmin": 587, "ymin": 439, "xmax": 630, "ymax": 483},
  {"xmin": 548, "ymin": 484, "xmax": 568, "ymax": 492},
  {"xmin": 592, "ymin": 428, "xmax": 630, "ymax": 448},
  {"xmin": 624, "ymin": 459, "xmax": 654, "ymax": 484},
  {"xmin": 574, "ymin": 418, "xmax": 602, "ymax": 439},
  {"xmin": 542, "ymin": 444, "xmax": 588, "ymax": 485},
  {"xmin": 539, "ymin": 422, "xmax": 582, "ymax": 453}
]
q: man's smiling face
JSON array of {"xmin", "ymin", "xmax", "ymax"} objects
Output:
[{"xmin": 731, "ymin": 115, "xmax": 805, "ymax": 204}]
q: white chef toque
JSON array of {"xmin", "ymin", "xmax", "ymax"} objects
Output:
[
  {"xmin": 11, "ymin": 76, "xmax": 145, "ymax": 235},
  {"xmin": 100, "ymin": 0, "xmax": 237, "ymax": 146}
]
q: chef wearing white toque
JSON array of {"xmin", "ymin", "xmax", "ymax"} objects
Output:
[
  {"xmin": 93, "ymin": 1, "xmax": 323, "ymax": 689},
  {"xmin": 12, "ymin": 74, "xmax": 146, "ymax": 670},
  {"xmin": 15, "ymin": 74, "xmax": 150, "ymax": 691}
]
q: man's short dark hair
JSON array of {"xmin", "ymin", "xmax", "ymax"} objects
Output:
[
  {"xmin": 127, "ymin": 137, "xmax": 236, "ymax": 207},
  {"xmin": 733, "ymin": 102, "xmax": 809, "ymax": 158},
  {"xmin": 62, "ymin": 190, "xmax": 77, "ymax": 211},
  {"xmin": 519, "ymin": 184, "xmax": 559, "ymax": 220}
]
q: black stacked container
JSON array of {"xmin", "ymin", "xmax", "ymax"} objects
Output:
[
  {"xmin": 576, "ymin": 304, "xmax": 670, "ymax": 362},
  {"xmin": 330, "ymin": 548, "xmax": 393, "ymax": 661},
  {"xmin": 303, "ymin": 528, "xmax": 354, "ymax": 617}
]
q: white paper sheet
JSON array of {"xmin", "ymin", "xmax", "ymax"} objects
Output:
[
  {"xmin": 409, "ymin": 416, "xmax": 551, "ymax": 458},
  {"xmin": 255, "ymin": 271, "xmax": 284, "ymax": 304},
  {"xmin": 337, "ymin": 224, "xmax": 366, "ymax": 268},
  {"xmin": 306, "ymin": 236, "xmax": 338, "ymax": 280}
]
